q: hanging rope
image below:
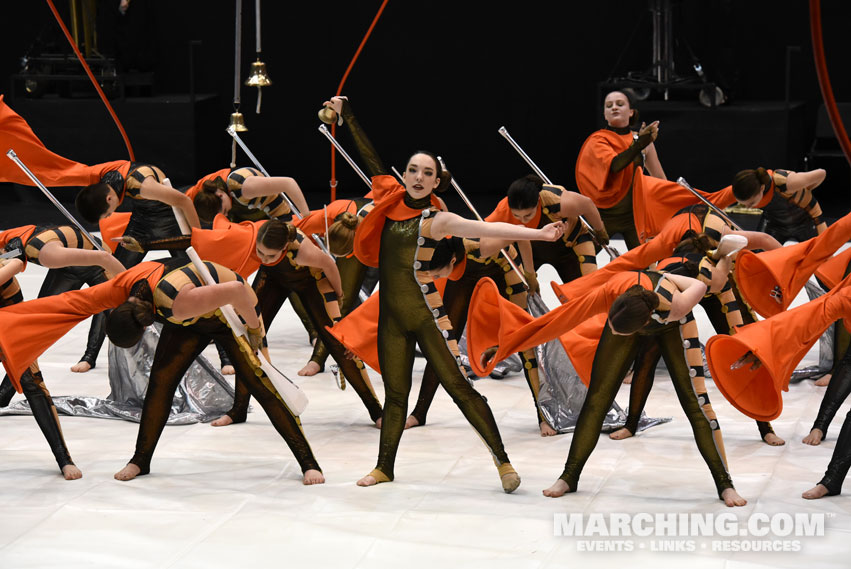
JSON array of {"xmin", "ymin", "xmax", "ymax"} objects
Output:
[
  {"xmin": 810, "ymin": 0, "xmax": 851, "ymax": 166},
  {"xmin": 44, "ymin": 0, "xmax": 135, "ymax": 160},
  {"xmin": 329, "ymin": 0, "xmax": 389, "ymax": 201}
]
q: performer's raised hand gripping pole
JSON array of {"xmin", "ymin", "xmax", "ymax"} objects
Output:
[
  {"xmin": 6, "ymin": 149, "xmax": 106, "ymax": 252},
  {"xmin": 168, "ymin": 180, "xmax": 308, "ymax": 416},
  {"xmin": 497, "ymin": 126, "xmax": 620, "ymax": 259}
]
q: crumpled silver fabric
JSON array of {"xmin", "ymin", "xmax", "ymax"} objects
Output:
[
  {"xmin": 527, "ymin": 294, "xmax": 670, "ymax": 434},
  {"xmin": 0, "ymin": 323, "xmax": 237, "ymax": 425},
  {"xmin": 791, "ymin": 280, "xmax": 833, "ymax": 382}
]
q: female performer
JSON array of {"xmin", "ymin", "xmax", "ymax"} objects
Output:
[
  {"xmin": 0, "ymin": 258, "xmax": 323, "ymax": 485},
  {"xmin": 404, "ymin": 235, "xmax": 557, "ymax": 434},
  {"xmin": 324, "ymin": 95, "xmax": 563, "ymax": 492},
  {"xmin": 484, "ymin": 174, "xmax": 605, "ymax": 284},
  {"xmin": 732, "ymin": 167, "xmax": 827, "ymax": 243},
  {"xmin": 119, "ymin": 215, "xmax": 383, "ymax": 425},
  {"xmin": 467, "ymin": 268, "xmax": 746, "ymax": 505}
]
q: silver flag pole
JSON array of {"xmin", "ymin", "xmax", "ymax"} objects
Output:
[
  {"xmin": 6, "ymin": 149, "xmax": 105, "ymax": 252},
  {"xmin": 497, "ymin": 126, "xmax": 620, "ymax": 259}
]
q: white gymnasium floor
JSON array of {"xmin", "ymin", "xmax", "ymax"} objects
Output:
[{"xmin": 0, "ymin": 240, "xmax": 849, "ymax": 569}]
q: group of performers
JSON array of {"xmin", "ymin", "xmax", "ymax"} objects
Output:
[{"xmin": 0, "ymin": 88, "xmax": 848, "ymax": 505}]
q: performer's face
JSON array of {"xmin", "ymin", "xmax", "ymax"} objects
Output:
[
  {"xmin": 603, "ymin": 91, "xmax": 634, "ymax": 129},
  {"xmin": 255, "ymin": 242, "xmax": 283, "ymax": 264},
  {"xmin": 403, "ymin": 154, "xmax": 440, "ymax": 199},
  {"xmin": 737, "ymin": 185, "xmax": 765, "ymax": 209},
  {"xmin": 510, "ymin": 206, "xmax": 537, "ymax": 224},
  {"xmin": 426, "ymin": 257, "xmax": 457, "ymax": 279},
  {"xmin": 101, "ymin": 190, "xmax": 120, "ymax": 219},
  {"xmin": 216, "ymin": 189, "xmax": 233, "ymax": 215}
]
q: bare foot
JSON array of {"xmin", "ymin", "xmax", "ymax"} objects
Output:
[
  {"xmin": 802, "ymin": 428, "xmax": 824, "ymax": 446},
  {"xmin": 303, "ymin": 469, "xmax": 325, "ymax": 485},
  {"xmin": 622, "ymin": 371, "xmax": 633, "ymax": 385},
  {"xmin": 298, "ymin": 361, "xmax": 321, "ymax": 376},
  {"xmin": 540, "ymin": 422, "xmax": 557, "ymax": 437},
  {"xmin": 210, "ymin": 415, "xmax": 234, "ymax": 427},
  {"xmin": 609, "ymin": 427, "xmax": 634, "ymax": 440},
  {"xmin": 114, "ymin": 463, "xmax": 142, "ymax": 481},
  {"xmin": 721, "ymin": 488, "xmax": 747, "ymax": 507},
  {"xmin": 220, "ymin": 365, "xmax": 235, "ymax": 376},
  {"xmin": 802, "ymin": 484, "xmax": 830, "ymax": 499},
  {"xmin": 375, "ymin": 417, "xmax": 382, "ymax": 429},
  {"xmin": 62, "ymin": 464, "xmax": 82, "ymax": 480},
  {"xmin": 542, "ymin": 479, "xmax": 571, "ymax": 498},
  {"xmin": 763, "ymin": 432, "xmax": 786, "ymax": 446},
  {"xmin": 357, "ymin": 475, "xmax": 378, "ymax": 487},
  {"xmin": 70, "ymin": 361, "xmax": 92, "ymax": 373},
  {"xmin": 404, "ymin": 415, "xmax": 419, "ymax": 429},
  {"xmin": 815, "ymin": 374, "xmax": 831, "ymax": 387}
]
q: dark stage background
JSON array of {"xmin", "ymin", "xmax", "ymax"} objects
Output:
[{"xmin": 1, "ymin": 0, "xmax": 850, "ymax": 228}]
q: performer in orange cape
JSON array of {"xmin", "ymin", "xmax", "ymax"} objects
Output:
[
  {"xmin": 575, "ymin": 90, "xmax": 736, "ymax": 246},
  {"xmin": 117, "ymin": 212, "xmax": 383, "ymax": 425},
  {"xmin": 466, "ymin": 268, "xmax": 747, "ymax": 506},
  {"xmin": 322, "ymin": 95, "xmax": 563, "ymax": 493},
  {"xmin": 0, "ymin": 259, "xmax": 324, "ymax": 485}
]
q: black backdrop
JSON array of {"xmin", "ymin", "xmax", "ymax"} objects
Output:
[{"xmin": 1, "ymin": 0, "xmax": 849, "ymax": 221}]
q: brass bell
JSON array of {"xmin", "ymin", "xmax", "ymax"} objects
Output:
[
  {"xmin": 228, "ymin": 111, "xmax": 248, "ymax": 132},
  {"xmin": 245, "ymin": 60, "xmax": 272, "ymax": 87}
]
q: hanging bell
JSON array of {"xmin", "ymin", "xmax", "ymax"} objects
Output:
[
  {"xmin": 228, "ymin": 111, "xmax": 248, "ymax": 132},
  {"xmin": 245, "ymin": 60, "xmax": 272, "ymax": 88}
]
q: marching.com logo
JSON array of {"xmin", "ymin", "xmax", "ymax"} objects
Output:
[{"xmin": 554, "ymin": 512, "xmax": 827, "ymax": 553}]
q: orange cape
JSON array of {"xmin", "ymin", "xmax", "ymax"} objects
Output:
[
  {"xmin": 295, "ymin": 199, "xmax": 360, "ymax": 237},
  {"xmin": 484, "ymin": 197, "xmax": 541, "ymax": 228},
  {"xmin": 815, "ymin": 247, "xmax": 851, "ymax": 291},
  {"xmin": 575, "ymin": 128, "xmax": 735, "ymax": 242},
  {"xmin": 185, "ymin": 168, "xmax": 232, "ymax": 201},
  {"xmin": 353, "ymin": 175, "xmax": 442, "ymax": 268},
  {"xmin": 0, "ymin": 262, "xmax": 166, "ymax": 389},
  {"xmin": 0, "ymin": 95, "xmax": 128, "ymax": 188},
  {"xmin": 467, "ymin": 271, "xmax": 653, "ymax": 376}
]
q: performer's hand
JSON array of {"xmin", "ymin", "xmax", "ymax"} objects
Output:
[
  {"xmin": 592, "ymin": 227, "xmax": 610, "ymax": 246},
  {"xmin": 481, "ymin": 346, "xmax": 499, "ymax": 370},
  {"xmin": 731, "ymin": 351, "xmax": 762, "ymax": 371},
  {"xmin": 539, "ymin": 221, "xmax": 564, "ymax": 242},
  {"xmin": 112, "ymin": 236, "xmax": 145, "ymax": 253},
  {"xmin": 246, "ymin": 324, "xmax": 265, "ymax": 352},
  {"xmin": 523, "ymin": 269, "xmax": 540, "ymax": 295},
  {"xmin": 639, "ymin": 120, "xmax": 659, "ymax": 141},
  {"xmin": 320, "ymin": 96, "xmax": 348, "ymax": 125}
]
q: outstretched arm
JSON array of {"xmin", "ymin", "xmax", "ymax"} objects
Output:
[
  {"xmin": 430, "ymin": 211, "xmax": 563, "ymax": 242},
  {"xmin": 171, "ymin": 281, "xmax": 260, "ymax": 329},
  {"xmin": 37, "ymin": 241, "xmax": 125, "ymax": 279},
  {"xmin": 139, "ymin": 178, "xmax": 201, "ymax": 229},
  {"xmin": 325, "ymin": 96, "xmax": 387, "ymax": 177},
  {"xmin": 241, "ymin": 176, "xmax": 310, "ymax": 218}
]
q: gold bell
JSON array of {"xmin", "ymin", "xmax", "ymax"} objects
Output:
[
  {"xmin": 228, "ymin": 111, "xmax": 248, "ymax": 132},
  {"xmin": 245, "ymin": 60, "xmax": 272, "ymax": 87}
]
